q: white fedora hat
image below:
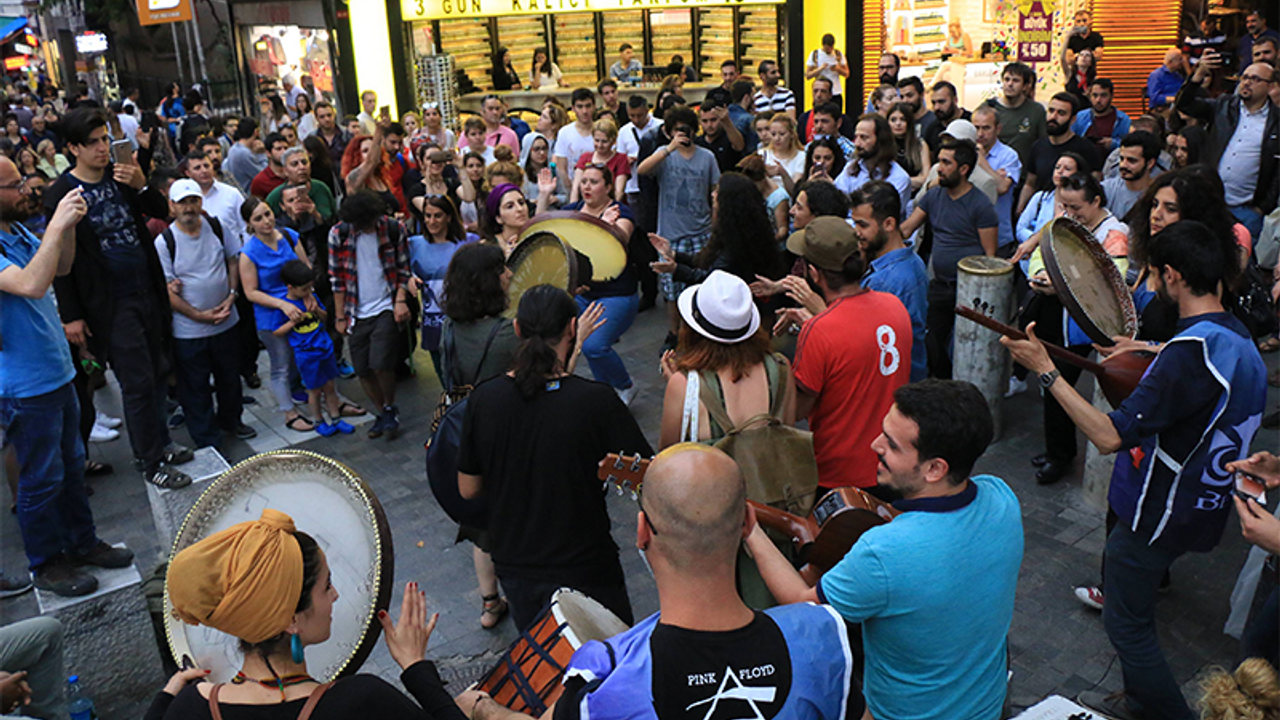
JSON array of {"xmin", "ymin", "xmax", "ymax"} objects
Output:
[{"xmin": 677, "ymin": 270, "xmax": 760, "ymax": 344}]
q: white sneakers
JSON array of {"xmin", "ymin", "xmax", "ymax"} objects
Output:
[
  {"xmin": 89, "ymin": 413, "xmax": 123, "ymax": 443},
  {"xmin": 615, "ymin": 385, "xmax": 639, "ymax": 407},
  {"xmin": 1005, "ymin": 376, "xmax": 1028, "ymax": 398}
]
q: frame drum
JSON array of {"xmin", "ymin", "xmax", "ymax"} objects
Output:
[
  {"xmin": 518, "ymin": 211, "xmax": 628, "ymax": 283},
  {"xmin": 163, "ymin": 450, "xmax": 393, "ymax": 683},
  {"xmin": 1041, "ymin": 217, "xmax": 1139, "ymax": 346},
  {"xmin": 504, "ymin": 231, "xmax": 579, "ymax": 318}
]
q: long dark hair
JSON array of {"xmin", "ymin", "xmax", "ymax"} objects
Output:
[
  {"xmin": 443, "ymin": 242, "xmax": 507, "ymax": 322},
  {"xmin": 532, "ymin": 47, "xmax": 552, "ymax": 77},
  {"xmin": 888, "ymin": 102, "xmax": 925, "ymax": 177},
  {"xmin": 698, "ymin": 173, "xmax": 784, "ymax": 281},
  {"xmin": 422, "ymin": 194, "xmax": 466, "ymax": 243},
  {"xmin": 803, "ymin": 136, "xmax": 846, "ymax": 179},
  {"xmin": 1174, "ymin": 126, "xmax": 1208, "ymax": 168},
  {"xmin": 856, "ymin": 113, "xmax": 898, "ymax": 181},
  {"xmin": 237, "ymin": 531, "xmax": 321, "ymax": 667},
  {"xmin": 512, "ymin": 285, "xmax": 576, "ymax": 400},
  {"xmin": 1127, "ymin": 166, "xmax": 1240, "ymax": 289},
  {"xmin": 303, "ymin": 134, "xmax": 337, "ymax": 196}
]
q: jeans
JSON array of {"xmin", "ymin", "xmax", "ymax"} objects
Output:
[
  {"xmin": 1239, "ymin": 585, "xmax": 1279, "ymax": 669},
  {"xmin": 576, "ymin": 294, "xmax": 638, "ymax": 390},
  {"xmin": 0, "ymin": 617, "xmax": 64, "ymax": 718},
  {"xmin": 1102, "ymin": 523, "xmax": 1194, "ymax": 720},
  {"xmin": 258, "ymin": 328, "xmax": 300, "ymax": 413},
  {"xmin": 108, "ymin": 292, "xmax": 172, "ymax": 472},
  {"xmin": 925, "ymin": 278, "xmax": 957, "ymax": 379},
  {"xmin": 0, "ymin": 384, "xmax": 97, "ymax": 570},
  {"xmin": 1229, "ymin": 204, "xmax": 1264, "ymax": 243},
  {"xmin": 498, "ymin": 571, "xmax": 634, "ymax": 632},
  {"xmin": 174, "ymin": 327, "xmax": 243, "ymax": 448}
]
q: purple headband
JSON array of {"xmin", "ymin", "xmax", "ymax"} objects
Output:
[{"xmin": 486, "ymin": 183, "xmax": 523, "ymax": 222}]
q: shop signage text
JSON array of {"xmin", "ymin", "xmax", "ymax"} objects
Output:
[
  {"xmin": 402, "ymin": 0, "xmax": 781, "ymax": 21},
  {"xmin": 136, "ymin": 0, "xmax": 193, "ymax": 26},
  {"xmin": 1016, "ymin": 0, "xmax": 1052, "ymax": 63}
]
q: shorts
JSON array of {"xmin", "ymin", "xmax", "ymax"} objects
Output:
[
  {"xmin": 659, "ymin": 231, "xmax": 712, "ymax": 301},
  {"xmin": 296, "ymin": 349, "xmax": 339, "ymax": 390},
  {"xmin": 348, "ymin": 310, "xmax": 399, "ymax": 376}
]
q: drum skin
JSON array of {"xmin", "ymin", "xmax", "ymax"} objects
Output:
[
  {"xmin": 504, "ymin": 231, "xmax": 579, "ymax": 319},
  {"xmin": 519, "ymin": 211, "xmax": 628, "ymax": 283},
  {"xmin": 163, "ymin": 450, "xmax": 394, "ymax": 683},
  {"xmin": 1042, "ymin": 217, "xmax": 1139, "ymax": 346}
]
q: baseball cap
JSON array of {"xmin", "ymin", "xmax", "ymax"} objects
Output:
[
  {"xmin": 941, "ymin": 119, "xmax": 977, "ymax": 143},
  {"xmin": 169, "ymin": 178, "xmax": 203, "ymax": 203},
  {"xmin": 785, "ymin": 216, "xmax": 860, "ymax": 273}
]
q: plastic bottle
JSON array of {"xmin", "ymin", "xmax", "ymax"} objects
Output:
[{"xmin": 66, "ymin": 675, "xmax": 95, "ymax": 720}]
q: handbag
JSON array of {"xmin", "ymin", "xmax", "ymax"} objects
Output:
[
  {"xmin": 1230, "ymin": 258, "xmax": 1278, "ymax": 340},
  {"xmin": 1256, "ymin": 207, "xmax": 1280, "ymax": 270},
  {"xmin": 425, "ymin": 319, "xmax": 504, "ymax": 528},
  {"xmin": 683, "ymin": 354, "xmax": 821, "ymax": 517}
]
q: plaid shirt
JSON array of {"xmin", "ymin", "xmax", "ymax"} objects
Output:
[{"xmin": 328, "ymin": 217, "xmax": 410, "ymax": 312}]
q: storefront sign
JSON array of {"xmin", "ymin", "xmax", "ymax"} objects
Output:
[
  {"xmin": 74, "ymin": 31, "xmax": 109, "ymax": 54},
  {"xmin": 1017, "ymin": 0, "xmax": 1052, "ymax": 63},
  {"xmin": 402, "ymin": 0, "xmax": 782, "ymax": 22},
  {"xmin": 4, "ymin": 56, "xmax": 27, "ymax": 70},
  {"xmin": 136, "ymin": 0, "xmax": 194, "ymax": 26}
]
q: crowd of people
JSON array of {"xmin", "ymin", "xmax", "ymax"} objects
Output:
[{"xmin": 1, "ymin": 13, "xmax": 1279, "ymax": 720}]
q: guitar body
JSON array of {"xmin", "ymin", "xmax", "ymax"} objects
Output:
[{"xmin": 753, "ymin": 487, "xmax": 898, "ymax": 584}]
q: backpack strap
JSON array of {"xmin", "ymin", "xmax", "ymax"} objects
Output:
[
  {"xmin": 765, "ymin": 353, "xmax": 786, "ymax": 420},
  {"xmin": 296, "ymin": 682, "xmax": 333, "ymax": 720},
  {"xmin": 207, "ymin": 684, "xmax": 225, "ymax": 720},
  {"xmin": 696, "ymin": 370, "xmax": 736, "ymax": 436},
  {"xmin": 206, "ymin": 214, "xmax": 225, "ymax": 242},
  {"xmin": 162, "ymin": 226, "xmax": 177, "ymax": 263},
  {"xmin": 465, "ymin": 318, "xmax": 506, "ymax": 387}
]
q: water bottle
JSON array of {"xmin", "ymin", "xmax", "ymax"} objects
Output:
[{"xmin": 66, "ymin": 675, "xmax": 95, "ymax": 720}]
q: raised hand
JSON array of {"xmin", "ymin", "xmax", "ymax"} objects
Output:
[{"xmin": 378, "ymin": 581, "xmax": 439, "ymax": 671}]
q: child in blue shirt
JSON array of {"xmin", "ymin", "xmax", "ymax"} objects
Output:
[{"xmin": 273, "ymin": 260, "xmax": 354, "ymax": 436}]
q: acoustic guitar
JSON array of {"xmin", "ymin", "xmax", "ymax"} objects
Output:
[{"xmin": 598, "ymin": 453, "xmax": 899, "ymax": 585}]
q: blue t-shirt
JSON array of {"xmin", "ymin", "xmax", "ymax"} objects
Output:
[
  {"xmin": 863, "ymin": 247, "xmax": 928, "ymax": 382},
  {"xmin": 72, "ymin": 175, "xmax": 149, "ymax": 296},
  {"xmin": 0, "ymin": 223, "xmax": 75, "ymax": 398},
  {"xmin": 818, "ymin": 475, "xmax": 1024, "ymax": 720},
  {"xmin": 240, "ymin": 229, "xmax": 300, "ymax": 329},
  {"xmin": 409, "ymin": 233, "xmax": 476, "ymax": 351},
  {"xmin": 916, "ymin": 185, "xmax": 999, "ymax": 282},
  {"xmin": 269, "ymin": 296, "xmax": 333, "ymax": 358},
  {"xmin": 653, "ymin": 147, "xmax": 719, "ymax": 243}
]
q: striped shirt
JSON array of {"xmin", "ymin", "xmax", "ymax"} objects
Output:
[{"xmin": 753, "ymin": 87, "xmax": 796, "ymax": 114}]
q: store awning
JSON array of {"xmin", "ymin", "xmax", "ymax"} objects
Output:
[{"xmin": 0, "ymin": 17, "xmax": 28, "ymax": 46}]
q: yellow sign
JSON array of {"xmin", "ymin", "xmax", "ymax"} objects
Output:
[
  {"xmin": 402, "ymin": 0, "xmax": 782, "ymax": 22},
  {"xmin": 136, "ymin": 0, "xmax": 193, "ymax": 26}
]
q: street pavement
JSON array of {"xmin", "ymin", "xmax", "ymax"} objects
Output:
[{"xmin": 2, "ymin": 299, "xmax": 1276, "ymax": 718}]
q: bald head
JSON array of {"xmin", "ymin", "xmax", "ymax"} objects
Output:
[
  {"xmin": 642, "ymin": 445, "xmax": 747, "ymax": 571},
  {"xmin": 1163, "ymin": 48, "xmax": 1183, "ymax": 72}
]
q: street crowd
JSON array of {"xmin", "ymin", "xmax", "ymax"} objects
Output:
[{"xmin": 2, "ymin": 10, "xmax": 1280, "ymax": 720}]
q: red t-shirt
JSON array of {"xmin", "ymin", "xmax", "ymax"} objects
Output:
[
  {"xmin": 793, "ymin": 291, "xmax": 913, "ymax": 489},
  {"xmin": 249, "ymin": 167, "xmax": 287, "ymax": 200},
  {"xmin": 575, "ymin": 151, "xmax": 632, "ymax": 181}
]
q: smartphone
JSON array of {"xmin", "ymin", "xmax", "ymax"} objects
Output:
[
  {"xmin": 111, "ymin": 139, "xmax": 133, "ymax": 166},
  {"xmin": 378, "ymin": 105, "xmax": 391, "ymax": 121},
  {"xmin": 1030, "ymin": 276, "xmax": 1052, "ymax": 287},
  {"xmin": 1235, "ymin": 471, "xmax": 1267, "ymax": 506}
]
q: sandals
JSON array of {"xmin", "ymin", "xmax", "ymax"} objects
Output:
[
  {"xmin": 336, "ymin": 402, "xmax": 366, "ymax": 417},
  {"xmin": 1259, "ymin": 336, "xmax": 1280, "ymax": 353},
  {"xmin": 481, "ymin": 594, "xmax": 509, "ymax": 629},
  {"xmin": 85, "ymin": 461, "xmax": 114, "ymax": 477},
  {"xmin": 285, "ymin": 415, "xmax": 317, "ymax": 432}
]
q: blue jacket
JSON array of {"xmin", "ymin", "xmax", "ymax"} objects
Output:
[
  {"xmin": 1071, "ymin": 108, "xmax": 1131, "ymax": 151},
  {"xmin": 1146, "ymin": 65, "xmax": 1184, "ymax": 109}
]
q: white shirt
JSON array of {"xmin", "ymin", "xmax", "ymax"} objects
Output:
[
  {"xmin": 836, "ymin": 158, "xmax": 913, "ymax": 218},
  {"xmin": 116, "ymin": 113, "xmax": 139, "ymax": 149},
  {"xmin": 554, "ymin": 124, "xmax": 596, "ymax": 168},
  {"xmin": 617, "ymin": 115, "xmax": 663, "ymax": 195},
  {"xmin": 530, "ymin": 63, "xmax": 564, "ymax": 89},
  {"xmin": 357, "ymin": 111, "xmax": 376, "ymax": 137},
  {"xmin": 354, "ymin": 231, "xmax": 393, "ymax": 319},
  {"xmin": 297, "ymin": 113, "xmax": 318, "ymax": 139},
  {"xmin": 760, "ymin": 147, "xmax": 807, "ymax": 180},
  {"xmin": 807, "ymin": 48, "xmax": 844, "ymax": 95},
  {"xmin": 200, "ymin": 181, "xmax": 248, "ymax": 254},
  {"xmin": 157, "ymin": 218, "xmax": 239, "ymax": 339},
  {"xmin": 1219, "ymin": 102, "xmax": 1269, "ymax": 206}
]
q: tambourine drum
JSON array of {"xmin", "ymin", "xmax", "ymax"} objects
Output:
[
  {"xmin": 1041, "ymin": 217, "xmax": 1139, "ymax": 346},
  {"xmin": 519, "ymin": 211, "xmax": 628, "ymax": 283},
  {"xmin": 504, "ymin": 231, "xmax": 579, "ymax": 319},
  {"xmin": 477, "ymin": 588, "xmax": 629, "ymax": 714},
  {"xmin": 163, "ymin": 450, "xmax": 393, "ymax": 683}
]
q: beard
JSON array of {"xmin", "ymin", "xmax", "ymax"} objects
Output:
[
  {"xmin": 938, "ymin": 170, "xmax": 961, "ymax": 188},
  {"xmin": 879, "ymin": 72, "xmax": 897, "ymax": 86},
  {"xmin": 935, "ymin": 105, "xmax": 956, "ymax": 122},
  {"xmin": 862, "ymin": 228, "xmax": 890, "ymax": 257},
  {"xmin": 0, "ymin": 202, "xmax": 27, "ymax": 223},
  {"xmin": 1047, "ymin": 120, "xmax": 1070, "ymax": 136}
]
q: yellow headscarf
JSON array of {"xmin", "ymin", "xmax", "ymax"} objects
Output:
[{"xmin": 168, "ymin": 509, "xmax": 305, "ymax": 644}]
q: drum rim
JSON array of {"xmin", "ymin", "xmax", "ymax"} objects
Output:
[
  {"xmin": 163, "ymin": 449, "xmax": 395, "ymax": 682},
  {"xmin": 504, "ymin": 232, "xmax": 580, "ymax": 318},
  {"xmin": 1042, "ymin": 216, "xmax": 1139, "ymax": 346},
  {"xmin": 518, "ymin": 211, "xmax": 628, "ymax": 282}
]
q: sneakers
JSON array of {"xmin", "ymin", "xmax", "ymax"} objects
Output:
[
  {"xmin": 244, "ymin": 372, "xmax": 262, "ymax": 389},
  {"xmin": 167, "ymin": 409, "xmax": 185, "ymax": 428},
  {"xmin": 367, "ymin": 414, "xmax": 387, "ymax": 439},
  {"xmin": 146, "ymin": 465, "xmax": 193, "ymax": 490},
  {"xmin": 382, "ymin": 406, "xmax": 400, "ymax": 440},
  {"xmin": 232, "ymin": 424, "xmax": 258, "ymax": 440},
  {"xmin": 615, "ymin": 385, "xmax": 639, "ymax": 407},
  {"xmin": 88, "ymin": 423, "xmax": 119, "ymax": 443},
  {"xmin": 32, "ymin": 559, "xmax": 98, "ymax": 597},
  {"xmin": 1005, "ymin": 376, "xmax": 1028, "ymax": 398},
  {"xmin": 0, "ymin": 573, "xmax": 33, "ymax": 599},
  {"xmin": 95, "ymin": 412, "xmax": 122, "ymax": 429},
  {"xmin": 1074, "ymin": 586, "xmax": 1104, "ymax": 610},
  {"xmin": 1077, "ymin": 690, "xmax": 1141, "ymax": 720},
  {"xmin": 337, "ymin": 360, "xmax": 356, "ymax": 379},
  {"xmin": 72, "ymin": 541, "xmax": 134, "ymax": 569},
  {"xmin": 163, "ymin": 443, "xmax": 195, "ymax": 465}
]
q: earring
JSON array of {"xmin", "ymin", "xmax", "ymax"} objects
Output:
[{"xmin": 290, "ymin": 633, "xmax": 304, "ymax": 664}]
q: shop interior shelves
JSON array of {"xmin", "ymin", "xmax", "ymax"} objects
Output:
[
  {"xmin": 441, "ymin": 17, "xmax": 493, "ymax": 87},
  {"xmin": 554, "ymin": 13, "xmax": 597, "ymax": 88},
  {"xmin": 497, "ymin": 15, "xmax": 547, "ymax": 81}
]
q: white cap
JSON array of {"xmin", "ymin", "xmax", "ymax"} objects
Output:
[
  {"xmin": 677, "ymin": 270, "xmax": 761, "ymax": 344},
  {"xmin": 169, "ymin": 178, "xmax": 203, "ymax": 203},
  {"xmin": 941, "ymin": 119, "xmax": 978, "ymax": 143}
]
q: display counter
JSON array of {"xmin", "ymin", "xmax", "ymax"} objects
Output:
[
  {"xmin": 457, "ymin": 81, "xmax": 724, "ymax": 113},
  {"xmin": 901, "ymin": 57, "xmax": 1005, "ymax": 109}
]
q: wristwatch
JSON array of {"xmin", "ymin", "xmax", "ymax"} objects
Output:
[{"xmin": 1038, "ymin": 368, "xmax": 1061, "ymax": 390}]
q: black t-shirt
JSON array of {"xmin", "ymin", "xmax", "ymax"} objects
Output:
[
  {"xmin": 1030, "ymin": 134, "xmax": 1103, "ymax": 191},
  {"xmin": 1067, "ymin": 32, "xmax": 1105, "ymax": 54},
  {"xmin": 696, "ymin": 130, "xmax": 742, "ymax": 174},
  {"xmin": 458, "ymin": 375, "xmax": 653, "ymax": 581}
]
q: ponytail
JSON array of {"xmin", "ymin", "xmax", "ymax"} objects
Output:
[{"xmin": 511, "ymin": 285, "xmax": 577, "ymax": 401}]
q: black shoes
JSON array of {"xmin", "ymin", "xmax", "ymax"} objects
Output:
[
  {"xmin": 73, "ymin": 541, "xmax": 134, "ymax": 569},
  {"xmin": 146, "ymin": 466, "xmax": 193, "ymax": 490},
  {"xmin": 32, "ymin": 559, "xmax": 98, "ymax": 597},
  {"xmin": 1036, "ymin": 458, "xmax": 1072, "ymax": 485},
  {"xmin": 244, "ymin": 373, "xmax": 262, "ymax": 389},
  {"xmin": 1030, "ymin": 453, "xmax": 1050, "ymax": 467},
  {"xmin": 0, "ymin": 573, "xmax": 33, "ymax": 599},
  {"xmin": 232, "ymin": 423, "xmax": 258, "ymax": 440}
]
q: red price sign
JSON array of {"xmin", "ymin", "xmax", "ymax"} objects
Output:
[{"xmin": 1018, "ymin": 1, "xmax": 1053, "ymax": 63}]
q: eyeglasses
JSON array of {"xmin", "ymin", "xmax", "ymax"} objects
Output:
[
  {"xmin": 1240, "ymin": 73, "xmax": 1274, "ymax": 84},
  {"xmin": 637, "ymin": 489, "xmax": 660, "ymax": 535},
  {"xmin": 0, "ymin": 180, "xmax": 28, "ymax": 192}
]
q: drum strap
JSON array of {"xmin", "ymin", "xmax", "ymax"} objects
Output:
[
  {"xmin": 489, "ymin": 624, "xmax": 570, "ymax": 714},
  {"xmin": 208, "ymin": 681, "xmax": 334, "ymax": 720}
]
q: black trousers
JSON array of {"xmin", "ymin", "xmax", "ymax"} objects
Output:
[
  {"xmin": 234, "ymin": 292, "xmax": 259, "ymax": 379},
  {"xmin": 173, "ymin": 327, "xmax": 243, "ymax": 448},
  {"xmin": 1031, "ymin": 296, "xmax": 1091, "ymax": 462},
  {"xmin": 107, "ymin": 292, "xmax": 172, "ymax": 473},
  {"xmin": 70, "ymin": 347, "xmax": 95, "ymax": 447},
  {"xmin": 926, "ymin": 278, "xmax": 957, "ymax": 379},
  {"xmin": 498, "ymin": 566, "xmax": 634, "ymax": 632}
]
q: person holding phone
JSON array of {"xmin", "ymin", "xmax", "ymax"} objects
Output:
[
  {"xmin": 1225, "ymin": 452, "xmax": 1280, "ymax": 670},
  {"xmin": 1003, "ymin": 220, "xmax": 1267, "ymax": 720}
]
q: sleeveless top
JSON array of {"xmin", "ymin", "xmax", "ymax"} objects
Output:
[{"xmin": 689, "ymin": 353, "xmax": 784, "ymax": 441}]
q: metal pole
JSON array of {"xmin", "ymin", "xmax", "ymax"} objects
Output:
[
  {"xmin": 184, "ymin": 20, "xmax": 199, "ymax": 90},
  {"xmin": 171, "ymin": 22, "xmax": 186, "ymax": 87},
  {"xmin": 190, "ymin": 10, "xmax": 209, "ymax": 90}
]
